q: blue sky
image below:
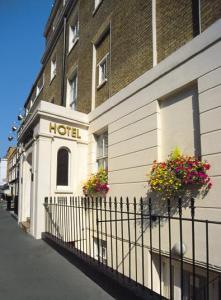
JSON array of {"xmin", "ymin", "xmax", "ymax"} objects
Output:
[{"xmin": 0, "ymin": 0, "xmax": 53, "ymax": 157}]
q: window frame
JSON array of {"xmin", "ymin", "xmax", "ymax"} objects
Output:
[
  {"xmin": 97, "ymin": 53, "xmax": 108, "ymax": 89},
  {"xmin": 93, "ymin": 237, "xmax": 107, "ymax": 264},
  {"xmin": 56, "ymin": 147, "xmax": 70, "ymax": 188},
  {"xmin": 93, "ymin": 0, "xmax": 104, "ymax": 15},
  {"xmin": 50, "ymin": 56, "xmax": 57, "ymax": 81},
  {"xmin": 36, "ymin": 74, "xmax": 45, "ymax": 99},
  {"xmin": 67, "ymin": 70, "xmax": 78, "ymax": 110},
  {"xmin": 96, "ymin": 131, "xmax": 108, "ymax": 170},
  {"xmin": 68, "ymin": 18, "xmax": 79, "ymax": 52}
]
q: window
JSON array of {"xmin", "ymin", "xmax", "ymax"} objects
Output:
[
  {"xmin": 183, "ymin": 271, "xmax": 206, "ymax": 300},
  {"xmin": 69, "ymin": 73, "xmax": 78, "ymax": 110},
  {"xmin": 93, "ymin": 237, "xmax": 107, "ymax": 264},
  {"xmin": 51, "ymin": 56, "xmax": 56, "ymax": 81},
  {"xmin": 96, "ymin": 132, "xmax": 108, "ymax": 170},
  {"xmin": 36, "ymin": 74, "xmax": 44, "ymax": 98},
  {"xmin": 52, "ymin": 8, "xmax": 62, "ymax": 31},
  {"xmin": 69, "ymin": 19, "xmax": 79, "ymax": 51},
  {"xmin": 56, "ymin": 148, "xmax": 69, "ymax": 186},
  {"xmin": 98, "ymin": 55, "xmax": 108, "ymax": 86},
  {"xmin": 94, "ymin": 0, "xmax": 102, "ymax": 10}
]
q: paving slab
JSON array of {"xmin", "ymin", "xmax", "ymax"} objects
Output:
[{"xmin": 0, "ymin": 206, "xmax": 114, "ymax": 300}]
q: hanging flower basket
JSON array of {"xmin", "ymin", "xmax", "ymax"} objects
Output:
[
  {"xmin": 83, "ymin": 168, "xmax": 109, "ymax": 198},
  {"xmin": 147, "ymin": 148, "xmax": 212, "ymax": 199}
]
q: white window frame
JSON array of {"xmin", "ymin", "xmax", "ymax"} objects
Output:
[
  {"xmin": 93, "ymin": 237, "xmax": 107, "ymax": 264},
  {"xmin": 67, "ymin": 71, "xmax": 78, "ymax": 110},
  {"xmin": 97, "ymin": 53, "xmax": 108, "ymax": 89},
  {"xmin": 50, "ymin": 56, "xmax": 57, "ymax": 81},
  {"xmin": 96, "ymin": 131, "xmax": 108, "ymax": 170},
  {"xmin": 69, "ymin": 19, "xmax": 79, "ymax": 52},
  {"xmin": 94, "ymin": 0, "xmax": 103, "ymax": 12},
  {"xmin": 56, "ymin": 147, "xmax": 71, "ymax": 192},
  {"xmin": 36, "ymin": 74, "xmax": 45, "ymax": 98}
]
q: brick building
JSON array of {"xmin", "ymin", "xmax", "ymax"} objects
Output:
[{"xmin": 17, "ymin": 1, "xmax": 221, "ymax": 299}]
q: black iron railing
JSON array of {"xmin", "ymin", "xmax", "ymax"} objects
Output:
[{"xmin": 43, "ymin": 196, "xmax": 221, "ymax": 300}]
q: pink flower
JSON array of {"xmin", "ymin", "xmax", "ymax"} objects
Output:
[{"xmin": 208, "ymin": 182, "xmax": 212, "ymax": 189}]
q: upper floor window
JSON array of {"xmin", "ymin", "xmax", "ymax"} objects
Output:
[
  {"xmin": 96, "ymin": 132, "xmax": 108, "ymax": 170},
  {"xmin": 68, "ymin": 72, "xmax": 78, "ymax": 110},
  {"xmin": 94, "ymin": 0, "xmax": 102, "ymax": 10},
  {"xmin": 57, "ymin": 148, "xmax": 69, "ymax": 186},
  {"xmin": 99, "ymin": 56, "xmax": 108, "ymax": 86},
  {"xmin": 52, "ymin": 7, "xmax": 62, "ymax": 31},
  {"xmin": 69, "ymin": 19, "xmax": 79, "ymax": 52},
  {"xmin": 36, "ymin": 74, "xmax": 44, "ymax": 98},
  {"xmin": 51, "ymin": 56, "xmax": 56, "ymax": 81}
]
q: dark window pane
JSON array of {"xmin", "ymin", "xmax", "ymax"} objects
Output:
[{"xmin": 57, "ymin": 148, "xmax": 69, "ymax": 186}]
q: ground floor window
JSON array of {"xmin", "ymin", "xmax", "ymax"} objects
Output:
[
  {"xmin": 56, "ymin": 148, "xmax": 69, "ymax": 186},
  {"xmin": 183, "ymin": 270, "xmax": 206, "ymax": 300},
  {"xmin": 96, "ymin": 131, "xmax": 108, "ymax": 170},
  {"xmin": 93, "ymin": 237, "xmax": 107, "ymax": 264}
]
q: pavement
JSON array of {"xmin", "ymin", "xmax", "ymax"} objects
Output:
[{"xmin": 0, "ymin": 205, "xmax": 115, "ymax": 300}]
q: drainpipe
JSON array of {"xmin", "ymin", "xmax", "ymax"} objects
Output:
[{"xmin": 61, "ymin": 17, "xmax": 67, "ymax": 107}]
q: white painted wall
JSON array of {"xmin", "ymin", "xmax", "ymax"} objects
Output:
[
  {"xmin": 88, "ymin": 20, "xmax": 221, "ymax": 205},
  {"xmin": 86, "ymin": 20, "xmax": 221, "ymax": 281},
  {"xmin": 18, "ymin": 103, "xmax": 89, "ymax": 238}
]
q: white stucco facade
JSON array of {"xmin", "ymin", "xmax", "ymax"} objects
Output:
[{"xmin": 18, "ymin": 101, "xmax": 89, "ymax": 238}]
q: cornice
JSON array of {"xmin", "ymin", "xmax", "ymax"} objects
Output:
[
  {"xmin": 41, "ymin": 0, "xmax": 77, "ymax": 65},
  {"xmin": 44, "ymin": 0, "xmax": 61, "ymax": 37},
  {"xmin": 18, "ymin": 101, "xmax": 89, "ymax": 143}
]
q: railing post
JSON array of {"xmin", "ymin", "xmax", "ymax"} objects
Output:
[
  {"xmin": 178, "ymin": 197, "xmax": 184, "ymax": 300},
  {"xmin": 114, "ymin": 197, "xmax": 118, "ymax": 273},
  {"xmin": 167, "ymin": 198, "xmax": 173, "ymax": 299},
  {"xmin": 126, "ymin": 197, "xmax": 131, "ymax": 280},
  {"xmin": 96, "ymin": 197, "xmax": 100, "ymax": 263},
  {"xmin": 44, "ymin": 197, "xmax": 48, "ymax": 233},
  {"xmin": 191, "ymin": 198, "xmax": 196, "ymax": 300},
  {"xmin": 109, "ymin": 197, "xmax": 113, "ymax": 270},
  {"xmin": 120, "ymin": 197, "xmax": 124, "ymax": 278},
  {"xmin": 140, "ymin": 197, "xmax": 144, "ymax": 288},
  {"xmin": 206, "ymin": 220, "xmax": 209, "ymax": 300},
  {"xmin": 149, "ymin": 197, "xmax": 153, "ymax": 291},
  {"xmin": 134, "ymin": 197, "xmax": 138, "ymax": 285}
]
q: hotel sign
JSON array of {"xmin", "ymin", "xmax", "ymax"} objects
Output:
[{"xmin": 49, "ymin": 122, "xmax": 81, "ymax": 139}]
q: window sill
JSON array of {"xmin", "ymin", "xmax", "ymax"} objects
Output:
[
  {"xmin": 68, "ymin": 37, "xmax": 79, "ymax": 56},
  {"xmin": 92, "ymin": 0, "xmax": 104, "ymax": 16},
  {"xmin": 97, "ymin": 78, "xmax": 107, "ymax": 90},
  {"xmin": 55, "ymin": 188, "xmax": 73, "ymax": 194}
]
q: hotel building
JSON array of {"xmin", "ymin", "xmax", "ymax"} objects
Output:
[{"xmin": 17, "ymin": 1, "xmax": 221, "ymax": 298}]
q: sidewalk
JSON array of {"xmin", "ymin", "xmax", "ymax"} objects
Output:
[{"xmin": 0, "ymin": 206, "xmax": 114, "ymax": 300}]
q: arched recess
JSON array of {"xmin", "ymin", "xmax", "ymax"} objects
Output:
[{"xmin": 56, "ymin": 147, "xmax": 70, "ymax": 186}]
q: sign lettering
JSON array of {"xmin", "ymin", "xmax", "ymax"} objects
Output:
[{"xmin": 49, "ymin": 122, "xmax": 81, "ymax": 139}]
